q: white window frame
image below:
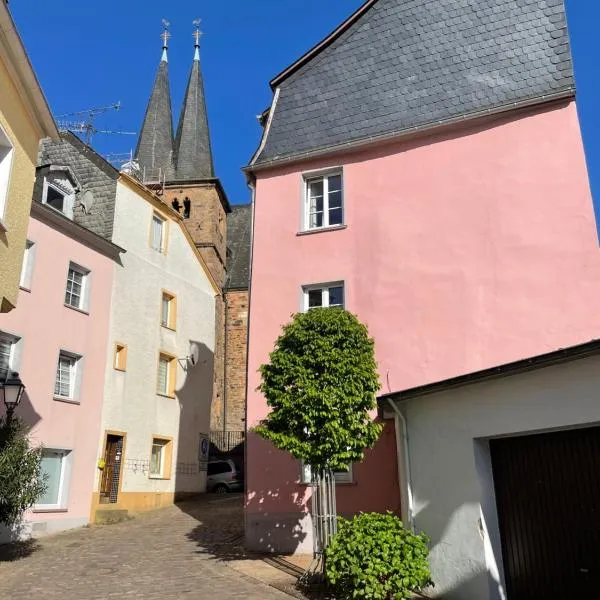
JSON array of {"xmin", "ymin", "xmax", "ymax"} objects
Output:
[
  {"xmin": 19, "ymin": 240, "xmax": 36, "ymax": 290},
  {"xmin": 64, "ymin": 262, "xmax": 91, "ymax": 311},
  {"xmin": 303, "ymin": 169, "xmax": 344, "ymax": 231},
  {"xmin": 149, "ymin": 438, "xmax": 168, "ymax": 478},
  {"xmin": 42, "ymin": 177, "xmax": 75, "ymax": 219},
  {"xmin": 54, "ymin": 350, "xmax": 82, "ymax": 402},
  {"xmin": 0, "ymin": 331, "xmax": 22, "ymax": 377},
  {"xmin": 151, "ymin": 213, "xmax": 166, "ymax": 252},
  {"xmin": 300, "ymin": 461, "xmax": 353, "ymax": 484},
  {"xmin": 302, "ymin": 282, "xmax": 345, "ymax": 311},
  {"xmin": 156, "ymin": 353, "xmax": 174, "ymax": 396},
  {"xmin": 34, "ymin": 448, "xmax": 73, "ymax": 511},
  {"xmin": 0, "ymin": 124, "xmax": 14, "ymax": 227}
]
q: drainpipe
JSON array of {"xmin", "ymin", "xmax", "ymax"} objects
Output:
[
  {"xmin": 222, "ymin": 293, "xmax": 228, "ymax": 437},
  {"xmin": 387, "ymin": 399, "xmax": 415, "ymax": 531}
]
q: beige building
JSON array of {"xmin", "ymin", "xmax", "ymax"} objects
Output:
[{"xmin": 0, "ymin": 2, "xmax": 58, "ymax": 312}]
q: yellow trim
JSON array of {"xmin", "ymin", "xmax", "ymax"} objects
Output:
[
  {"xmin": 118, "ymin": 173, "xmax": 220, "ymax": 296},
  {"xmin": 149, "ymin": 435, "xmax": 174, "ymax": 480},
  {"xmin": 157, "ymin": 351, "xmax": 177, "ymax": 397},
  {"xmin": 160, "ymin": 289, "xmax": 177, "ymax": 330},
  {"xmin": 113, "ymin": 342, "xmax": 127, "ymax": 371},
  {"xmin": 90, "ymin": 491, "xmax": 174, "ymax": 521}
]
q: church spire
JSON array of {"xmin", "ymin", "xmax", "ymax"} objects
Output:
[
  {"xmin": 174, "ymin": 19, "xmax": 214, "ymax": 180},
  {"xmin": 135, "ymin": 20, "xmax": 175, "ymax": 182}
]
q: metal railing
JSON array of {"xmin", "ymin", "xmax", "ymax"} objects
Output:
[{"xmin": 209, "ymin": 430, "xmax": 245, "ymax": 455}]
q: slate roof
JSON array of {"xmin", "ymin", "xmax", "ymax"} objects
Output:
[
  {"xmin": 175, "ymin": 49, "xmax": 215, "ymax": 180},
  {"xmin": 225, "ymin": 204, "xmax": 252, "ymax": 290},
  {"xmin": 135, "ymin": 54, "xmax": 175, "ymax": 181},
  {"xmin": 37, "ymin": 132, "xmax": 118, "ymax": 241},
  {"xmin": 253, "ymin": 0, "xmax": 574, "ymax": 166}
]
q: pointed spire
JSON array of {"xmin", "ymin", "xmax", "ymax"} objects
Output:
[
  {"xmin": 174, "ymin": 19, "xmax": 214, "ymax": 180},
  {"xmin": 135, "ymin": 20, "xmax": 175, "ymax": 181}
]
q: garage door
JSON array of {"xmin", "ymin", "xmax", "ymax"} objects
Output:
[{"xmin": 490, "ymin": 426, "xmax": 600, "ymax": 599}]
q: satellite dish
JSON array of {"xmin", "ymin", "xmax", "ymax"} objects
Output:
[
  {"xmin": 80, "ymin": 189, "xmax": 95, "ymax": 214},
  {"xmin": 188, "ymin": 343, "xmax": 200, "ymax": 367}
]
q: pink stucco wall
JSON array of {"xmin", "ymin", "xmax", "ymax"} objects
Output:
[
  {"xmin": 0, "ymin": 214, "xmax": 115, "ymax": 531},
  {"xmin": 246, "ymin": 100, "xmax": 600, "ymax": 552}
]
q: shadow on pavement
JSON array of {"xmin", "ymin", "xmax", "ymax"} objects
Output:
[{"xmin": 0, "ymin": 539, "xmax": 39, "ymax": 562}]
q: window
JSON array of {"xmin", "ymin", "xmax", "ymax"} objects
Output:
[
  {"xmin": 161, "ymin": 291, "xmax": 176, "ymax": 329},
  {"xmin": 0, "ymin": 332, "xmax": 20, "ymax": 379},
  {"xmin": 149, "ymin": 437, "xmax": 172, "ymax": 479},
  {"xmin": 0, "ymin": 125, "xmax": 14, "ymax": 224},
  {"xmin": 65, "ymin": 263, "xmax": 90, "ymax": 311},
  {"xmin": 19, "ymin": 240, "xmax": 35, "ymax": 289},
  {"xmin": 151, "ymin": 213, "xmax": 166, "ymax": 252},
  {"xmin": 156, "ymin": 352, "xmax": 176, "ymax": 397},
  {"xmin": 36, "ymin": 449, "xmax": 72, "ymax": 509},
  {"xmin": 304, "ymin": 172, "xmax": 343, "ymax": 230},
  {"xmin": 45, "ymin": 186, "xmax": 65, "ymax": 212},
  {"xmin": 207, "ymin": 461, "xmax": 233, "ymax": 476},
  {"xmin": 300, "ymin": 462, "xmax": 353, "ymax": 484},
  {"xmin": 54, "ymin": 351, "xmax": 81, "ymax": 401},
  {"xmin": 114, "ymin": 343, "xmax": 127, "ymax": 371},
  {"xmin": 303, "ymin": 283, "xmax": 345, "ymax": 311}
]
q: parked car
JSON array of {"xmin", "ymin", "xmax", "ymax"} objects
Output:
[{"xmin": 207, "ymin": 458, "xmax": 244, "ymax": 493}]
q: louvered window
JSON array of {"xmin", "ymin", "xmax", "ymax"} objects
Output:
[
  {"xmin": 151, "ymin": 214, "xmax": 165, "ymax": 252},
  {"xmin": 157, "ymin": 355, "xmax": 170, "ymax": 395}
]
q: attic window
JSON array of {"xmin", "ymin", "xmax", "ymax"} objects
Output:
[{"xmin": 45, "ymin": 186, "xmax": 65, "ymax": 212}]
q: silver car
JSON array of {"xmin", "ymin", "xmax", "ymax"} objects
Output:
[{"xmin": 206, "ymin": 459, "xmax": 244, "ymax": 493}]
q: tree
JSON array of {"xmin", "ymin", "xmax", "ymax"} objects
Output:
[
  {"xmin": 256, "ymin": 308, "xmax": 382, "ymax": 570},
  {"xmin": 0, "ymin": 416, "xmax": 46, "ymax": 528}
]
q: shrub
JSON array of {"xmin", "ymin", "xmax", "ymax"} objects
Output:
[{"xmin": 325, "ymin": 512, "xmax": 433, "ymax": 599}]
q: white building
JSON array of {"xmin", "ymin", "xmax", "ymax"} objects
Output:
[{"xmin": 92, "ymin": 173, "xmax": 218, "ymax": 520}]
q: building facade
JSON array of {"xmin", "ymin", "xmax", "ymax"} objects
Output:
[
  {"xmin": 244, "ymin": 0, "xmax": 600, "ymax": 574},
  {"xmin": 0, "ymin": 2, "xmax": 58, "ymax": 313}
]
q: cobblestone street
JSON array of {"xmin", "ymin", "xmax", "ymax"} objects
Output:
[{"xmin": 0, "ymin": 495, "xmax": 289, "ymax": 600}]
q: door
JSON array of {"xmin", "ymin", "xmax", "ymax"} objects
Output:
[
  {"xmin": 100, "ymin": 434, "xmax": 124, "ymax": 504},
  {"xmin": 490, "ymin": 426, "xmax": 600, "ymax": 599}
]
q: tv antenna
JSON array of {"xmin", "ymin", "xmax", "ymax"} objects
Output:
[{"xmin": 55, "ymin": 101, "xmax": 136, "ymax": 144}]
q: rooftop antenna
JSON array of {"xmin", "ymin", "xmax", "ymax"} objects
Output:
[{"xmin": 56, "ymin": 102, "xmax": 136, "ymax": 144}]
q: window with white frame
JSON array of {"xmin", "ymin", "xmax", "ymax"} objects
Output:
[
  {"xmin": 19, "ymin": 240, "xmax": 35, "ymax": 289},
  {"xmin": 54, "ymin": 351, "xmax": 81, "ymax": 401},
  {"xmin": 304, "ymin": 171, "xmax": 343, "ymax": 230},
  {"xmin": 151, "ymin": 213, "xmax": 166, "ymax": 252},
  {"xmin": 0, "ymin": 125, "xmax": 14, "ymax": 224},
  {"xmin": 0, "ymin": 332, "xmax": 20, "ymax": 379},
  {"xmin": 156, "ymin": 353, "xmax": 176, "ymax": 397},
  {"xmin": 64, "ymin": 262, "xmax": 90, "ymax": 310},
  {"xmin": 303, "ymin": 283, "xmax": 345, "ymax": 311},
  {"xmin": 36, "ymin": 449, "xmax": 72, "ymax": 509},
  {"xmin": 300, "ymin": 462, "xmax": 353, "ymax": 484},
  {"xmin": 150, "ymin": 438, "xmax": 171, "ymax": 478}
]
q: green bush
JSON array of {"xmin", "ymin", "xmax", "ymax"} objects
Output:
[{"xmin": 325, "ymin": 512, "xmax": 433, "ymax": 599}]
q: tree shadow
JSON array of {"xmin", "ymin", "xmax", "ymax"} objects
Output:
[{"xmin": 0, "ymin": 538, "xmax": 39, "ymax": 562}]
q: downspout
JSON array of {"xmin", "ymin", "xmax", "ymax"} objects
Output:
[
  {"xmin": 387, "ymin": 399, "xmax": 415, "ymax": 531},
  {"xmin": 222, "ymin": 293, "xmax": 228, "ymax": 436}
]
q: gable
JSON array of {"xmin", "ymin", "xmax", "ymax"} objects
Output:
[{"xmin": 254, "ymin": 0, "xmax": 573, "ymax": 166}]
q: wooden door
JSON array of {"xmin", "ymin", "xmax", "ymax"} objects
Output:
[{"xmin": 100, "ymin": 434, "xmax": 123, "ymax": 503}]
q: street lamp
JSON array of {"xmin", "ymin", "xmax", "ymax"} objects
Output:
[{"xmin": 1, "ymin": 371, "xmax": 25, "ymax": 420}]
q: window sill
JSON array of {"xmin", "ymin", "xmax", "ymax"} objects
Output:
[
  {"xmin": 32, "ymin": 507, "xmax": 68, "ymax": 514},
  {"xmin": 297, "ymin": 224, "xmax": 347, "ymax": 237},
  {"xmin": 64, "ymin": 303, "xmax": 89, "ymax": 316},
  {"xmin": 113, "ymin": 367, "xmax": 126, "ymax": 373},
  {"xmin": 161, "ymin": 325, "xmax": 176, "ymax": 332},
  {"xmin": 19, "ymin": 286, "xmax": 31, "ymax": 293},
  {"xmin": 53, "ymin": 396, "xmax": 81, "ymax": 405},
  {"xmin": 156, "ymin": 392, "xmax": 176, "ymax": 400},
  {"xmin": 148, "ymin": 475, "xmax": 171, "ymax": 480}
]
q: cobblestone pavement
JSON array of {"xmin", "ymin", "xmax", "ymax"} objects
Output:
[{"xmin": 0, "ymin": 495, "xmax": 289, "ymax": 600}]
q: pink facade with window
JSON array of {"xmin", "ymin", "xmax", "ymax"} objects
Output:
[{"xmin": 0, "ymin": 203, "xmax": 120, "ymax": 539}]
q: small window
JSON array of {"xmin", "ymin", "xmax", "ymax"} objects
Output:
[
  {"xmin": 114, "ymin": 343, "xmax": 127, "ymax": 371},
  {"xmin": 300, "ymin": 462, "xmax": 353, "ymax": 484},
  {"xmin": 0, "ymin": 331, "xmax": 20, "ymax": 379},
  {"xmin": 303, "ymin": 283, "xmax": 344, "ymax": 311},
  {"xmin": 54, "ymin": 351, "xmax": 81, "ymax": 401},
  {"xmin": 157, "ymin": 352, "xmax": 176, "ymax": 397},
  {"xmin": 19, "ymin": 240, "xmax": 35, "ymax": 289},
  {"xmin": 149, "ymin": 437, "xmax": 172, "ymax": 479},
  {"xmin": 46, "ymin": 186, "xmax": 65, "ymax": 212},
  {"xmin": 0, "ymin": 125, "xmax": 14, "ymax": 223},
  {"xmin": 151, "ymin": 213, "xmax": 166, "ymax": 252},
  {"xmin": 65, "ymin": 262, "xmax": 90, "ymax": 311},
  {"xmin": 161, "ymin": 291, "xmax": 176, "ymax": 329},
  {"xmin": 304, "ymin": 172, "xmax": 343, "ymax": 230},
  {"xmin": 36, "ymin": 449, "xmax": 72, "ymax": 509}
]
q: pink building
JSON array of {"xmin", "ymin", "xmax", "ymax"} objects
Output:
[
  {"xmin": 245, "ymin": 1, "xmax": 600, "ymax": 596},
  {"xmin": 0, "ymin": 165, "xmax": 122, "ymax": 540}
]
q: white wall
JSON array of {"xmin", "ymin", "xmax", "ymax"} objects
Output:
[
  {"xmin": 95, "ymin": 180, "xmax": 216, "ymax": 497},
  {"xmin": 404, "ymin": 354, "xmax": 600, "ymax": 600}
]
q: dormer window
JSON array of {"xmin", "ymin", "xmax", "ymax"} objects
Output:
[
  {"xmin": 45, "ymin": 185, "xmax": 65, "ymax": 212},
  {"xmin": 38, "ymin": 166, "xmax": 80, "ymax": 220}
]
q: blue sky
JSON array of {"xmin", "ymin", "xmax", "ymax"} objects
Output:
[{"xmin": 11, "ymin": 1, "xmax": 600, "ymax": 216}]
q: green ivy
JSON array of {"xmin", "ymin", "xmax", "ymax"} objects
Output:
[
  {"xmin": 255, "ymin": 308, "xmax": 382, "ymax": 472},
  {"xmin": 0, "ymin": 417, "xmax": 47, "ymax": 527},
  {"xmin": 325, "ymin": 512, "xmax": 433, "ymax": 599}
]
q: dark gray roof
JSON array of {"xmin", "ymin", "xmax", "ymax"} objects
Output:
[
  {"xmin": 253, "ymin": 0, "xmax": 573, "ymax": 165},
  {"xmin": 37, "ymin": 132, "xmax": 118, "ymax": 240},
  {"xmin": 225, "ymin": 204, "xmax": 251, "ymax": 290},
  {"xmin": 135, "ymin": 55, "xmax": 175, "ymax": 181},
  {"xmin": 175, "ymin": 50, "xmax": 215, "ymax": 180}
]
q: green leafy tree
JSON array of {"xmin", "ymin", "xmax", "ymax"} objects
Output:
[
  {"xmin": 256, "ymin": 307, "xmax": 382, "ymax": 475},
  {"xmin": 0, "ymin": 417, "xmax": 46, "ymax": 527}
]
